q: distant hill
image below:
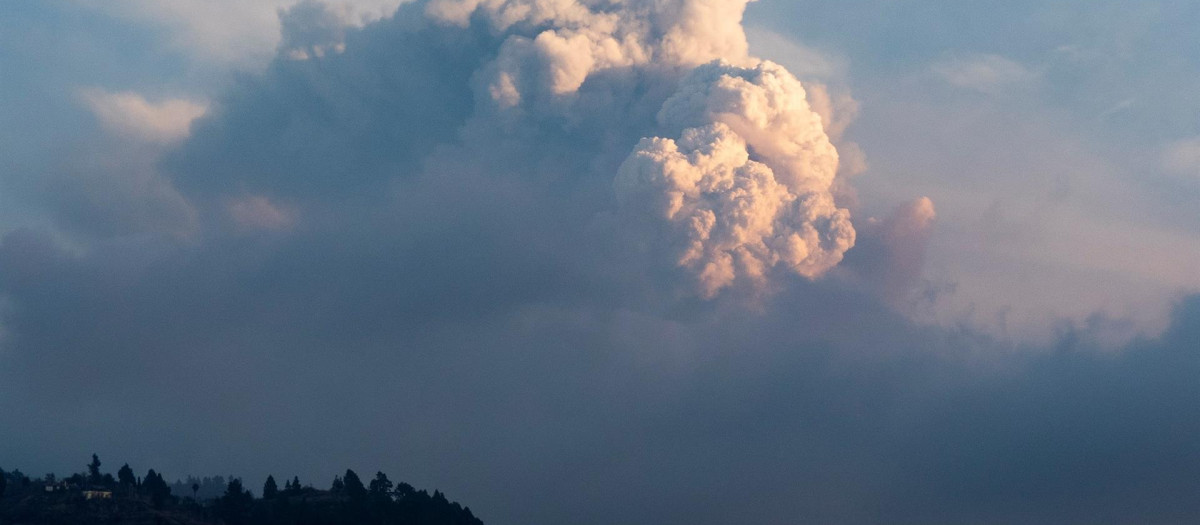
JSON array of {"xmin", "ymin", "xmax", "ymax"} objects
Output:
[{"xmin": 0, "ymin": 459, "xmax": 484, "ymax": 525}]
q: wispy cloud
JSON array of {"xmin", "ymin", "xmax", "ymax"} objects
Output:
[
  {"xmin": 745, "ymin": 27, "xmax": 848, "ymax": 82},
  {"xmin": 932, "ymin": 53, "xmax": 1038, "ymax": 96},
  {"xmin": 70, "ymin": 0, "xmax": 409, "ymax": 69},
  {"xmin": 79, "ymin": 88, "xmax": 206, "ymax": 143}
]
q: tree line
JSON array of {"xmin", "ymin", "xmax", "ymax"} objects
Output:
[{"xmin": 0, "ymin": 455, "xmax": 485, "ymax": 525}]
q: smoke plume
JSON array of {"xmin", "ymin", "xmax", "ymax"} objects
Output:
[
  {"xmin": 10, "ymin": 2, "xmax": 1200, "ymax": 525},
  {"xmin": 617, "ymin": 60, "xmax": 853, "ymax": 296},
  {"xmin": 416, "ymin": 0, "xmax": 860, "ymax": 297}
]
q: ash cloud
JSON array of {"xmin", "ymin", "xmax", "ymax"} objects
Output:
[
  {"xmin": 617, "ymin": 60, "xmax": 854, "ymax": 297},
  {"xmin": 3, "ymin": 2, "xmax": 1199, "ymax": 525},
  {"xmin": 161, "ymin": 0, "xmax": 865, "ymax": 299}
]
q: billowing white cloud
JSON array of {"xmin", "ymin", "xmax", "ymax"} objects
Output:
[
  {"xmin": 423, "ymin": 2, "xmax": 862, "ymax": 298},
  {"xmin": 616, "ymin": 61, "xmax": 854, "ymax": 297},
  {"xmin": 657, "ymin": 61, "xmax": 841, "ymax": 194},
  {"xmin": 743, "ymin": 28, "xmax": 866, "ymax": 185},
  {"xmin": 79, "ymin": 89, "xmax": 206, "ymax": 143},
  {"xmin": 152, "ymin": 0, "xmax": 865, "ymax": 300},
  {"xmin": 428, "ymin": 0, "xmax": 754, "ymax": 69},
  {"xmin": 59, "ymin": 0, "xmax": 883, "ymax": 303},
  {"xmin": 428, "ymin": 0, "xmax": 756, "ymax": 112}
]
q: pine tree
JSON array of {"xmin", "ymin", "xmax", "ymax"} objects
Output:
[
  {"xmin": 117, "ymin": 464, "xmax": 136, "ymax": 487},
  {"xmin": 143, "ymin": 469, "xmax": 171, "ymax": 508},
  {"xmin": 342, "ymin": 469, "xmax": 366, "ymax": 501},
  {"xmin": 219, "ymin": 478, "xmax": 254, "ymax": 525},
  {"xmin": 263, "ymin": 475, "xmax": 279, "ymax": 500},
  {"xmin": 87, "ymin": 454, "xmax": 102, "ymax": 484},
  {"xmin": 368, "ymin": 471, "xmax": 393, "ymax": 500}
]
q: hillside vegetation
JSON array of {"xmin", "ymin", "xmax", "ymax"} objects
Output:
[{"xmin": 0, "ymin": 456, "xmax": 484, "ymax": 525}]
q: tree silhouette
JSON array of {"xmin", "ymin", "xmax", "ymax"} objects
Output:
[
  {"xmin": 9, "ymin": 470, "xmax": 28, "ymax": 487},
  {"xmin": 116, "ymin": 462, "xmax": 135, "ymax": 489},
  {"xmin": 219, "ymin": 478, "xmax": 254, "ymax": 525},
  {"xmin": 87, "ymin": 454, "xmax": 102, "ymax": 484},
  {"xmin": 342, "ymin": 469, "xmax": 366, "ymax": 501},
  {"xmin": 143, "ymin": 469, "xmax": 171, "ymax": 508},
  {"xmin": 369, "ymin": 471, "xmax": 393, "ymax": 501},
  {"xmin": 262, "ymin": 475, "xmax": 279, "ymax": 500},
  {"xmin": 117, "ymin": 464, "xmax": 136, "ymax": 487},
  {"xmin": 0, "ymin": 467, "xmax": 7, "ymax": 499}
]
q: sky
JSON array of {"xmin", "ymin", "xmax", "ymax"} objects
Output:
[{"xmin": 1, "ymin": 1, "xmax": 1199, "ymax": 524}]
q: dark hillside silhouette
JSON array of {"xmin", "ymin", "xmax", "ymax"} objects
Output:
[{"xmin": 0, "ymin": 455, "xmax": 485, "ymax": 525}]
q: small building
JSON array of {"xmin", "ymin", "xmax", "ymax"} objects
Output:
[{"xmin": 83, "ymin": 490, "xmax": 113, "ymax": 500}]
